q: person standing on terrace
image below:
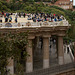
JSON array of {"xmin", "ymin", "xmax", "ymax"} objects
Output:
[
  {"xmin": 23, "ymin": 13, "xmax": 26, "ymax": 18},
  {"xmin": 0, "ymin": 15, "xmax": 2, "ymax": 23},
  {"xmin": 5, "ymin": 16, "xmax": 8, "ymax": 22},
  {"xmin": 2, "ymin": 11, "xmax": 4, "ymax": 16},
  {"xmin": 9, "ymin": 16, "xmax": 12, "ymax": 22},
  {"xmin": 15, "ymin": 16, "xmax": 17, "ymax": 23},
  {"xmin": 19, "ymin": 13, "xmax": 21, "ymax": 17}
]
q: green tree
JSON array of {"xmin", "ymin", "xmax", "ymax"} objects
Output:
[
  {"xmin": 0, "ymin": 32, "xmax": 29, "ymax": 75},
  {"xmin": 0, "ymin": 2, "xmax": 2, "ymax": 10}
]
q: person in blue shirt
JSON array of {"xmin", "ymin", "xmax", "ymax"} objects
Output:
[{"xmin": 15, "ymin": 17, "xmax": 17, "ymax": 23}]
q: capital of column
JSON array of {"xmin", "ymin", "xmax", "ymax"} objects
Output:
[
  {"xmin": 42, "ymin": 35, "xmax": 51, "ymax": 38},
  {"xmin": 28, "ymin": 35, "xmax": 35, "ymax": 40},
  {"xmin": 57, "ymin": 34, "xmax": 66, "ymax": 37}
]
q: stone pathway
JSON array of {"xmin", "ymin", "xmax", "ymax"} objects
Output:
[
  {"xmin": 32, "ymin": 40, "xmax": 73, "ymax": 71},
  {"xmin": 49, "ymin": 42, "xmax": 58, "ymax": 67},
  {"xmin": 64, "ymin": 45, "xmax": 74, "ymax": 64},
  {"xmin": 64, "ymin": 53, "xmax": 72, "ymax": 64}
]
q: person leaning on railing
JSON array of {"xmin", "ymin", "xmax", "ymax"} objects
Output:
[
  {"xmin": 5, "ymin": 16, "xmax": 8, "ymax": 22},
  {"xmin": 9, "ymin": 16, "xmax": 12, "ymax": 22},
  {"xmin": 15, "ymin": 16, "xmax": 17, "ymax": 23}
]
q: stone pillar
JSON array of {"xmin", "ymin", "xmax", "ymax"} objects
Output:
[
  {"xmin": 7, "ymin": 58, "xmax": 14, "ymax": 75},
  {"xmin": 58, "ymin": 36, "xmax": 64, "ymax": 65},
  {"xmin": 43, "ymin": 35, "xmax": 50, "ymax": 68},
  {"xmin": 26, "ymin": 36, "xmax": 35, "ymax": 73}
]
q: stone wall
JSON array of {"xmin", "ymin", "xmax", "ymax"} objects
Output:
[
  {"xmin": 56, "ymin": 69, "xmax": 75, "ymax": 75},
  {"xmin": 25, "ymin": 63, "xmax": 75, "ymax": 75}
]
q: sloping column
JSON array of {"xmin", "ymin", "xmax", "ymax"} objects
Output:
[
  {"xmin": 74, "ymin": 42, "xmax": 75, "ymax": 62},
  {"xmin": 7, "ymin": 58, "xmax": 14, "ymax": 75},
  {"xmin": 58, "ymin": 36, "xmax": 64, "ymax": 65},
  {"xmin": 56, "ymin": 37, "xmax": 58, "ymax": 58},
  {"xmin": 43, "ymin": 35, "xmax": 50, "ymax": 68},
  {"xmin": 26, "ymin": 36, "xmax": 35, "ymax": 73}
]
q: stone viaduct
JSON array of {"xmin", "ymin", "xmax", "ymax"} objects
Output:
[{"xmin": 0, "ymin": 20, "xmax": 74, "ymax": 75}]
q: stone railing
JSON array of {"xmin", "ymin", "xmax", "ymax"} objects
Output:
[
  {"xmin": 0, "ymin": 20, "xmax": 70, "ymax": 28},
  {"xmin": 68, "ymin": 45, "xmax": 74, "ymax": 61},
  {"xmin": 25, "ymin": 62, "xmax": 75, "ymax": 75}
]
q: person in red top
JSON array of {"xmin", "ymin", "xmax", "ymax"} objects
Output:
[
  {"xmin": 53, "ymin": 14, "xmax": 55, "ymax": 16},
  {"xmin": 2, "ymin": 11, "xmax": 4, "ymax": 15},
  {"xmin": 4, "ymin": 13, "xmax": 6, "ymax": 18}
]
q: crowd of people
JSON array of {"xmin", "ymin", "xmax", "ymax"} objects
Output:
[
  {"xmin": 0, "ymin": 11, "xmax": 65, "ymax": 23},
  {"xmin": 27, "ymin": 13, "xmax": 64, "ymax": 22},
  {"xmin": 0, "ymin": 11, "xmax": 19, "ymax": 23}
]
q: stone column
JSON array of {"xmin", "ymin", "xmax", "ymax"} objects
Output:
[
  {"xmin": 26, "ymin": 36, "xmax": 34, "ymax": 73},
  {"xmin": 7, "ymin": 58, "xmax": 14, "ymax": 75},
  {"xmin": 43, "ymin": 35, "xmax": 50, "ymax": 68},
  {"xmin": 58, "ymin": 36, "xmax": 64, "ymax": 65}
]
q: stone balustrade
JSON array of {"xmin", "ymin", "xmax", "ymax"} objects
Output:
[{"xmin": 0, "ymin": 20, "xmax": 70, "ymax": 28}]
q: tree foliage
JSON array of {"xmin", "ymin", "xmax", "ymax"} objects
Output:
[{"xmin": 0, "ymin": 32, "xmax": 29, "ymax": 75}]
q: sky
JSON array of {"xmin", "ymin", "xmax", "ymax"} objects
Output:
[{"xmin": 73, "ymin": 0, "xmax": 75, "ymax": 6}]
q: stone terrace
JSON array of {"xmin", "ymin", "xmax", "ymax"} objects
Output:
[{"xmin": 0, "ymin": 20, "xmax": 69, "ymax": 28}]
